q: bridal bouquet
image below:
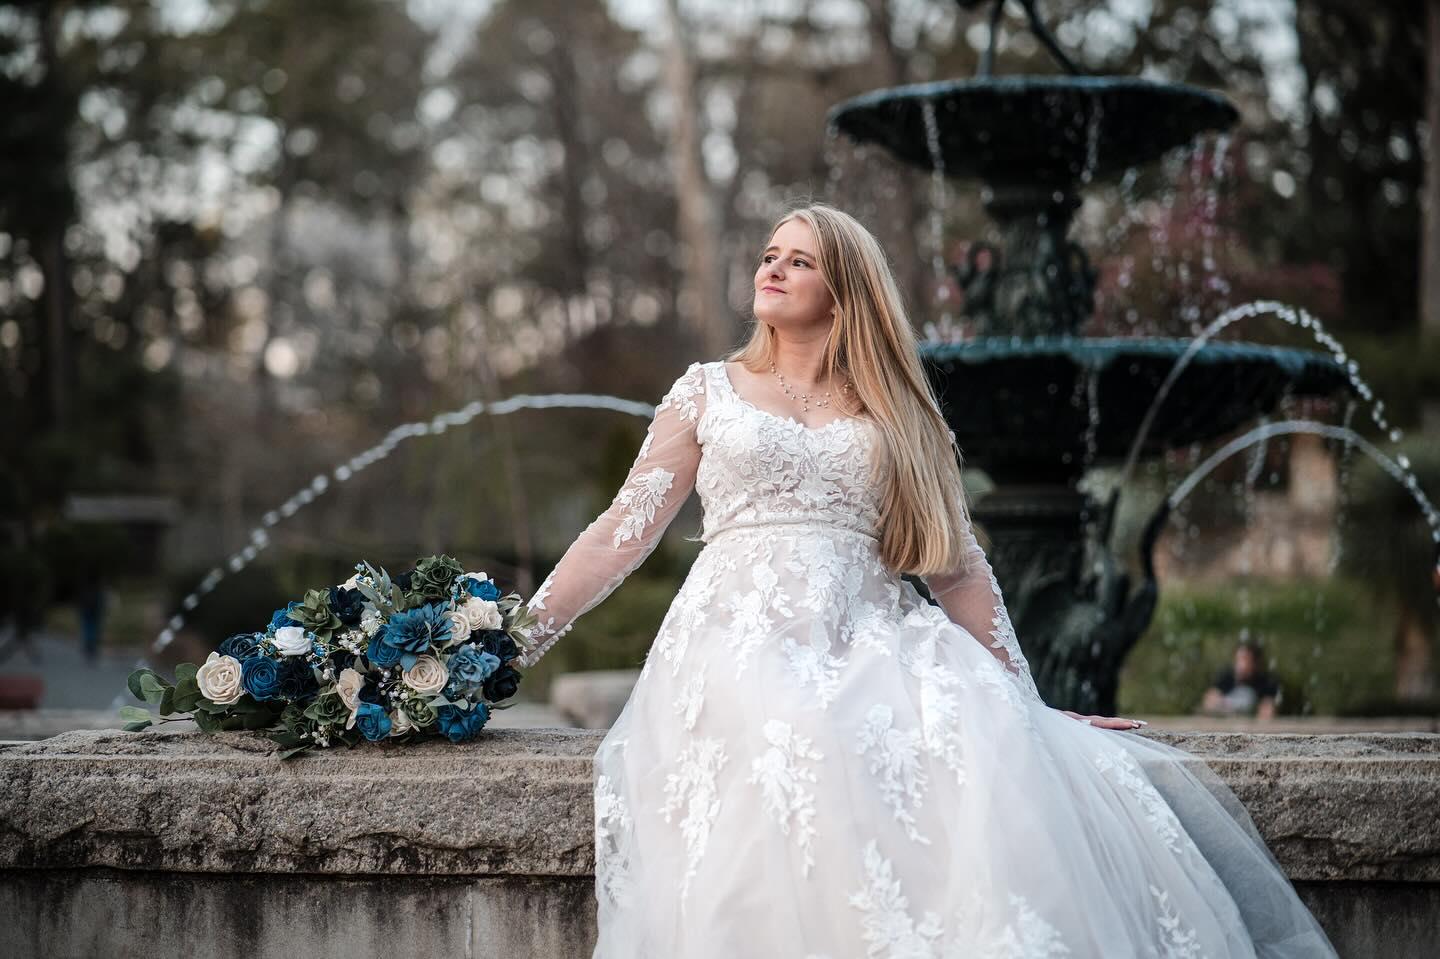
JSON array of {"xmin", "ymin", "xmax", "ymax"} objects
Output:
[{"xmin": 122, "ymin": 555, "xmax": 535, "ymax": 758}]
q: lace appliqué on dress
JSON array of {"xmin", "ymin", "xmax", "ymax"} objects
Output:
[
  {"xmin": 1093, "ymin": 748, "xmax": 1195, "ymax": 858},
  {"xmin": 747, "ymin": 718, "xmax": 824, "ymax": 877},
  {"xmin": 594, "ymin": 773, "xmax": 634, "ymax": 907},
  {"xmin": 849, "ymin": 839, "xmax": 945, "ymax": 958},
  {"xmin": 659, "ymin": 735, "xmax": 729, "ymax": 908},
  {"xmin": 856, "ymin": 703, "xmax": 932, "ymax": 845},
  {"xmin": 1150, "ymin": 885, "xmax": 1206, "ymax": 959}
]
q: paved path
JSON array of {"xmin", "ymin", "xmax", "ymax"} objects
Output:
[{"xmin": 0, "ymin": 630, "xmax": 142, "ymax": 710}]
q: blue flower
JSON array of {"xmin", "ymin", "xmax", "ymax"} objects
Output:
[
  {"xmin": 354, "ymin": 702, "xmax": 392, "ymax": 741},
  {"xmin": 448, "ymin": 645, "xmax": 500, "ymax": 690},
  {"xmin": 268, "ymin": 602, "xmax": 302, "ymax": 632},
  {"xmin": 435, "ymin": 702, "xmax": 489, "ymax": 742},
  {"xmin": 240, "ymin": 656, "xmax": 282, "ymax": 701},
  {"xmin": 366, "ymin": 632, "xmax": 403, "ymax": 669},
  {"xmin": 379, "ymin": 603, "xmax": 453, "ymax": 670},
  {"xmin": 218, "ymin": 632, "xmax": 261, "ymax": 660},
  {"xmin": 275, "ymin": 658, "xmax": 319, "ymax": 702},
  {"xmin": 459, "ymin": 576, "xmax": 501, "ymax": 601}
]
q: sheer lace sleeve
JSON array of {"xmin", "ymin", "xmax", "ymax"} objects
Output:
[
  {"xmin": 513, "ymin": 361, "xmax": 706, "ymax": 669},
  {"xmin": 922, "ymin": 520, "xmax": 1045, "ymax": 703}
]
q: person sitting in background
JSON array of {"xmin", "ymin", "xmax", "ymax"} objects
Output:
[{"xmin": 1201, "ymin": 640, "xmax": 1280, "ymax": 719}]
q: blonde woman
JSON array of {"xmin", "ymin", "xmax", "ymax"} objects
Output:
[{"xmin": 517, "ymin": 203, "xmax": 1336, "ymax": 958}]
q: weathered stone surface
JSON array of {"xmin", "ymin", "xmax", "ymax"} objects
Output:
[
  {"xmin": 0, "ymin": 726, "xmax": 606, "ymax": 876},
  {"xmin": 0, "ymin": 868, "xmax": 597, "ymax": 959},
  {"xmin": 2, "ymin": 728, "xmax": 1439, "ymax": 958},
  {"xmin": 1149, "ymin": 731, "xmax": 1440, "ymax": 882},
  {"xmin": 3, "ymin": 727, "xmax": 1437, "ymax": 884}
]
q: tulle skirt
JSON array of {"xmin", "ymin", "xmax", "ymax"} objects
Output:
[{"xmin": 591, "ymin": 526, "xmax": 1337, "ymax": 958}]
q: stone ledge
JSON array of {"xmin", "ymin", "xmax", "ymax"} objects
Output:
[{"xmin": 1, "ymin": 728, "xmax": 1437, "ymax": 882}]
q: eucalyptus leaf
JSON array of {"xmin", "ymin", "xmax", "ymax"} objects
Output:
[
  {"xmin": 118, "ymin": 705, "xmax": 152, "ymax": 723},
  {"xmin": 138, "ymin": 672, "xmax": 170, "ymax": 706},
  {"xmin": 127, "ymin": 668, "xmax": 162, "ymax": 702},
  {"xmin": 159, "ymin": 686, "xmax": 176, "ymax": 716},
  {"xmin": 121, "ymin": 721, "xmax": 153, "ymax": 732},
  {"xmin": 174, "ymin": 662, "xmax": 199, "ymax": 685}
]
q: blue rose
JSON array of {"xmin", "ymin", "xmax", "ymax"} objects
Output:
[
  {"xmin": 459, "ymin": 576, "xmax": 502, "ymax": 601},
  {"xmin": 366, "ymin": 632, "xmax": 403, "ymax": 669},
  {"xmin": 380, "ymin": 603, "xmax": 453, "ymax": 670},
  {"xmin": 241, "ymin": 656, "xmax": 282, "ymax": 701},
  {"xmin": 268, "ymin": 602, "xmax": 302, "ymax": 632},
  {"xmin": 276, "ymin": 658, "xmax": 319, "ymax": 702},
  {"xmin": 481, "ymin": 663, "xmax": 522, "ymax": 702},
  {"xmin": 478, "ymin": 630, "xmax": 518, "ymax": 662},
  {"xmin": 448, "ymin": 645, "xmax": 500, "ymax": 690},
  {"xmin": 218, "ymin": 632, "xmax": 261, "ymax": 660},
  {"xmin": 354, "ymin": 701, "xmax": 392, "ymax": 741},
  {"xmin": 435, "ymin": 702, "xmax": 489, "ymax": 742}
]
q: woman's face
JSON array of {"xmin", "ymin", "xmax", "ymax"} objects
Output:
[{"xmin": 752, "ymin": 218, "xmax": 836, "ymax": 333}]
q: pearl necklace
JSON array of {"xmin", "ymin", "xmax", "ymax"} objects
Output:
[{"xmin": 769, "ymin": 361, "xmax": 852, "ymax": 413}]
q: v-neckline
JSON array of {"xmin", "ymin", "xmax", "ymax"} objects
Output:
[{"xmin": 716, "ymin": 362, "xmax": 863, "ymax": 434}]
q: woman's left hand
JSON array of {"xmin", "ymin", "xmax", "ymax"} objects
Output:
[{"xmin": 1060, "ymin": 709, "xmax": 1147, "ymax": 731}]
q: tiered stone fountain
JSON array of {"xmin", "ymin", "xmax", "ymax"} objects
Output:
[{"xmin": 828, "ymin": 8, "xmax": 1345, "ymax": 714}]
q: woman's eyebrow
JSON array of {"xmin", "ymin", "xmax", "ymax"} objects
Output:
[{"xmin": 764, "ymin": 245, "xmax": 817, "ymax": 259}]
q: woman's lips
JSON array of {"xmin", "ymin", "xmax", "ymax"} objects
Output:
[{"xmin": 761, "ymin": 287, "xmax": 786, "ymax": 294}]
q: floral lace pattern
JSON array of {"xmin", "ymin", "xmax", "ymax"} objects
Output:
[
  {"xmin": 747, "ymin": 718, "xmax": 825, "ymax": 877},
  {"xmin": 856, "ymin": 703, "xmax": 932, "ymax": 845},
  {"xmin": 658, "ymin": 735, "xmax": 729, "ymax": 908}
]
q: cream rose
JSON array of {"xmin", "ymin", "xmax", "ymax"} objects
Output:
[
  {"xmin": 444, "ymin": 609, "xmax": 472, "ymax": 645},
  {"xmin": 335, "ymin": 667, "xmax": 365, "ymax": 729},
  {"xmin": 460, "ymin": 597, "xmax": 502, "ymax": 632},
  {"xmin": 389, "ymin": 707, "xmax": 414, "ymax": 738},
  {"xmin": 272, "ymin": 625, "xmax": 311, "ymax": 657},
  {"xmin": 402, "ymin": 655, "xmax": 448, "ymax": 696},
  {"xmin": 196, "ymin": 651, "xmax": 244, "ymax": 705}
]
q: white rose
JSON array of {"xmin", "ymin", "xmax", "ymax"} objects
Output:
[
  {"xmin": 335, "ymin": 667, "xmax": 365, "ymax": 729},
  {"xmin": 460, "ymin": 598, "xmax": 503, "ymax": 632},
  {"xmin": 402, "ymin": 655, "xmax": 448, "ymax": 696},
  {"xmin": 272, "ymin": 625, "xmax": 311, "ymax": 657},
  {"xmin": 196, "ymin": 651, "xmax": 244, "ymax": 705},
  {"xmin": 340, "ymin": 572, "xmax": 362, "ymax": 589},
  {"xmin": 360, "ymin": 607, "xmax": 384, "ymax": 638},
  {"xmin": 444, "ymin": 610, "xmax": 472, "ymax": 645},
  {"xmin": 389, "ymin": 707, "xmax": 414, "ymax": 738}
]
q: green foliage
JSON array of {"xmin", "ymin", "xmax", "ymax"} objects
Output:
[
  {"xmin": 355, "ymin": 562, "xmax": 407, "ymax": 615},
  {"xmin": 1118, "ymin": 577, "xmax": 1395, "ymax": 716},
  {"xmin": 292, "ymin": 587, "xmax": 341, "ymax": 637}
]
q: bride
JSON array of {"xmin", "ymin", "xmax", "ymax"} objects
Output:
[{"xmin": 514, "ymin": 203, "xmax": 1337, "ymax": 958}]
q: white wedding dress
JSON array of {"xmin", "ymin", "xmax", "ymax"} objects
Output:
[{"xmin": 516, "ymin": 360, "xmax": 1337, "ymax": 959}]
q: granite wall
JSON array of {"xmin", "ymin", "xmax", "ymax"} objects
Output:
[{"xmin": 2, "ymin": 728, "xmax": 1437, "ymax": 958}]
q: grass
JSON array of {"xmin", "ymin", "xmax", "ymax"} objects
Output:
[{"xmin": 1117, "ymin": 576, "xmax": 1402, "ymax": 716}]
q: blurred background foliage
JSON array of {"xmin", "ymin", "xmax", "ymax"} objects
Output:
[{"xmin": 3, "ymin": 0, "xmax": 1436, "ymax": 712}]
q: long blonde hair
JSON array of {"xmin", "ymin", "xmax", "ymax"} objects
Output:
[{"xmin": 727, "ymin": 202, "xmax": 974, "ymax": 578}]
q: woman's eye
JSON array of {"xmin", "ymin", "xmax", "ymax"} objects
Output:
[{"xmin": 793, "ymin": 259, "xmax": 808, "ymax": 268}]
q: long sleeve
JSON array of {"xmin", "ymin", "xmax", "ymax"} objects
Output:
[
  {"xmin": 514, "ymin": 362, "xmax": 706, "ymax": 669},
  {"xmin": 921, "ymin": 520, "xmax": 1045, "ymax": 703}
]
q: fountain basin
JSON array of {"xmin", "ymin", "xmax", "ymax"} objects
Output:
[
  {"xmin": 828, "ymin": 76, "xmax": 1238, "ymax": 185},
  {"xmin": 922, "ymin": 337, "xmax": 1347, "ymax": 481}
]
